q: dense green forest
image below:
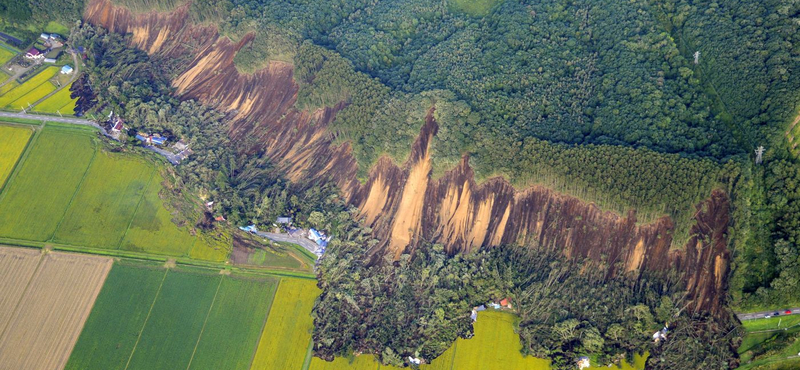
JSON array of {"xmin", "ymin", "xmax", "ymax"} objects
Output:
[
  {"xmin": 3, "ymin": 0, "xmax": 800, "ymax": 367},
  {"xmin": 315, "ymin": 238, "xmax": 742, "ymax": 369}
]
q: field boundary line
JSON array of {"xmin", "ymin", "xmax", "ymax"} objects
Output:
[
  {"xmin": 185, "ymin": 274, "xmax": 224, "ymax": 370},
  {"xmin": 0, "ymin": 249, "xmax": 44, "ymax": 341},
  {"xmin": 124, "ymin": 268, "xmax": 169, "ymax": 370},
  {"xmin": 116, "ymin": 165, "xmax": 158, "ymax": 251},
  {"xmin": 249, "ymin": 278, "xmax": 283, "ymax": 369},
  {"xmin": 0, "ymin": 124, "xmax": 36, "ymax": 196},
  {"xmin": 301, "ymin": 338, "xmax": 314, "ymax": 370},
  {"xmin": 49, "ymin": 137, "xmax": 99, "ymax": 243}
]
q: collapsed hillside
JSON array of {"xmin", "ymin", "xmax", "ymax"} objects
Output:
[{"xmin": 84, "ymin": 0, "xmax": 734, "ymax": 316}]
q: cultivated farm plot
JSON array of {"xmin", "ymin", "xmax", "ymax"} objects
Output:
[
  {"xmin": 0, "ymin": 80, "xmax": 19, "ymax": 95},
  {"xmin": 190, "ymin": 231, "xmax": 232, "ymax": 262},
  {"xmin": 450, "ymin": 311, "xmax": 550, "ymax": 370},
  {"xmin": 54, "ymin": 150, "xmax": 154, "ymax": 248},
  {"xmin": 8, "ymin": 80, "xmax": 57, "ymax": 110},
  {"xmin": 251, "ymin": 278, "xmax": 321, "ymax": 370},
  {"xmin": 0, "ymin": 124, "xmax": 33, "ymax": 187},
  {"xmin": 0, "ymin": 47, "xmax": 16, "ymax": 65},
  {"xmin": 0, "ymin": 246, "xmax": 42, "ymax": 330},
  {"xmin": 0, "ymin": 127, "xmax": 96, "ymax": 241},
  {"xmin": 188, "ymin": 275, "xmax": 278, "ymax": 370},
  {"xmin": 120, "ymin": 173, "xmax": 195, "ymax": 256},
  {"xmin": 0, "ymin": 66, "xmax": 58, "ymax": 108},
  {"xmin": 0, "ymin": 249, "xmax": 112, "ymax": 370},
  {"xmin": 125, "ymin": 268, "xmax": 221, "ymax": 370},
  {"xmin": 65, "ymin": 261, "xmax": 166, "ymax": 370},
  {"xmin": 33, "ymin": 82, "xmax": 78, "ymax": 115}
]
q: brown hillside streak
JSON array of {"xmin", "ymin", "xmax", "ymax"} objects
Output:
[{"xmin": 85, "ymin": 0, "xmax": 732, "ymax": 314}]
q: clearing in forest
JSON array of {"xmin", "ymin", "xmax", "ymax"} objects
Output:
[
  {"xmin": 0, "ymin": 249, "xmax": 112, "ymax": 370},
  {"xmin": 251, "ymin": 278, "xmax": 321, "ymax": 370},
  {"xmin": 0, "ymin": 124, "xmax": 33, "ymax": 187},
  {"xmin": 0, "ymin": 126, "xmax": 96, "ymax": 241},
  {"xmin": 53, "ymin": 149, "xmax": 154, "ymax": 248}
]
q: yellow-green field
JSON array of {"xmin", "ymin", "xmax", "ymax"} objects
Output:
[
  {"xmin": 8, "ymin": 80, "xmax": 57, "ymax": 111},
  {"xmin": 251, "ymin": 278, "xmax": 320, "ymax": 370},
  {"xmin": 32, "ymin": 83, "xmax": 78, "ymax": 115},
  {"xmin": 0, "ymin": 125, "xmax": 33, "ymax": 187},
  {"xmin": 0, "ymin": 81, "xmax": 19, "ymax": 95},
  {"xmin": 0, "ymin": 127, "xmax": 96, "ymax": 241},
  {"xmin": 53, "ymin": 150, "xmax": 154, "ymax": 248},
  {"xmin": 0, "ymin": 48, "xmax": 15, "ymax": 65},
  {"xmin": 310, "ymin": 355, "xmax": 381, "ymax": 370},
  {"xmin": 190, "ymin": 231, "xmax": 232, "ymax": 262},
  {"xmin": 120, "ymin": 173, "xmax": 195, "ymax": 256},
  {"xmin": 0, "ymin": 67, "xmax": 58, "ymax": 109}
]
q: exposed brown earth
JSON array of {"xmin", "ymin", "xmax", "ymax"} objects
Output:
[
  {"xmin": 0, "ymin": 248, "xmax": 112, "ymax": 370},
  {"xmin": 84, "ymin": 0, "xmax": 733, "ymax": 314}
]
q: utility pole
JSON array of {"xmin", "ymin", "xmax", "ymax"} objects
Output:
[
  {"xmin": 755, "ymin": 146, "xmax": 765, "ymax": 165},
  {"xmin": 694, "ymin": 51, "xmax": 700, "ymax": 65}
]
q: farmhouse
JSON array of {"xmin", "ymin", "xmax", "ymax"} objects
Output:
[
  {"xmin": 25, "ymin": 47, "xmax": 43, "ymax": 60},
  {"xmin": 276, "ymin": 216, "xmax": 292, "ymax": 224}
]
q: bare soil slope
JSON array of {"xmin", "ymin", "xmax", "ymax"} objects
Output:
[{"xmin": 85, "ymin": 0, "xmax": 732, "ymax": 314}]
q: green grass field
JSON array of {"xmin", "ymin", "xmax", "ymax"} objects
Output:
[
  {"xmin": 8, "ymin": 80, "xmax": 57, "ymax": 110},
  {"xmin": 0, "ymin": 67, "xmax": 58, "ymax": 108},
  {"xmin": 0, "ymin": 48, "xmax": 16, "ymax": 65},
  {"xmin": 449, "ymin": 0, "xmax": 502, "ymax": 16},
  {"xmin": 188, "ymin": 275, "xmax": 278, "ymax": 370},
  {"xmin": 44, "ymin": 21, "xmax": 70, "ymax": 35},
  {"xmin": 0, "ymin": 127, "xmax": 95, "ymax": 241},
  {"xmin": 0, "ymin": 125, "xmax": 32, "ymax": 187},
  {"xmin": 32, "ymin": 83, "xmax": 78, "ymax": 115},
  {"xmin": 126, "ymin": 268, "xmax": 221, "ymax": 370},
  {"xmin": 65, "ymin": 261, "xmax": 166, "ymax": 370},
  {"xmin": 739, "ymin": 315, "xmax": 800, "ymax": 369},
  {"xmin": 121, "ymin": 173, "xmax": 196, "ymax": 256},
  {"xmin": 53, "ymin": 150, "xmax": 153, "ymax": 248},
  {"xmin": 251, "ymin": 278, "xmax": 320, "ymax": 370}
]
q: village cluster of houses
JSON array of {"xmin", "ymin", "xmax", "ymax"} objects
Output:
[{"xmin": 24, "ymin": 33, "xmax": 72, "ymax": 71}]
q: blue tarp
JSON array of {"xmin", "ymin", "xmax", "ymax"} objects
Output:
[
  {"xmin": 151, "ymin": 137, "xmax": 167, "ymax": 145},
  {"xmin": 135, "ymin": 134, "xmax": 147, "ymax": 142}
]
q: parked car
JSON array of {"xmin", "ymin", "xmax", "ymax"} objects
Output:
[
  {"xmin": 786, "ymin": 310, "xmax": 793, "ymax": 314},
  {"xmin": 765, "ymin": 315, "xmax": 772, "ymax": 319},
  {"xmin": 774, "ymin": 312, "xmax": 781, "ymax": 316}
]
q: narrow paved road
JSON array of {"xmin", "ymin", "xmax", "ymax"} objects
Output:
[
  {"xmin": 738, "ymin": 308, "xmax": 800, "ymax": 321},
  {"xmin": 0, "ymin": 111, "xmax": 98, "ymax": 127},
  {"xmin": 254, "ymin": 231, "xmax": 321, "ymax": 257}
]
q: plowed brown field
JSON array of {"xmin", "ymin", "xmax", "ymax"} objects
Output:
[
  {"xmin": 0, "ymin": 248, "xmax": 112, "ymax": 370},
  {"xmin": 0, "ymin": 247, "xmax": 42, "ymax": 331}
]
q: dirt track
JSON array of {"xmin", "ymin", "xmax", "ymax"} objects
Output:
[{"xmin": 84, "ymin": 0, "xmax": 734, "ymax": 315}]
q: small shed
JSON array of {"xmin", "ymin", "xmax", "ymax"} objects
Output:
[
  {"xmin": 277, "ymin": 216, "xmax": 292, "ymax": 224},
  {"xmin": 577, "ymin": 356, "xmax": 590, "ymax": 369},
  {"xmin": 39, "ymin": 33, "xmax": 49, "ymax": 40},
  {"xmin": 60, "ymin": 65, "xmax": 74, "ymax": 74},
  {"xmin": 500, "ymin": 298, "xmax": 512, "ymax": 309},
  {"xmin": 43, "ymin": 58, "xmax": 56, "ymax": 63}
]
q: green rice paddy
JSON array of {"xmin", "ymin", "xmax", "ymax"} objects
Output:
[
  {"xmin": 251, "ymin": 278, "xmax": 320, "ymax": 370},
  {"xmin": 0, "ymin": 67, "xmax": 58, "ymax": 109},
  {"xmin": 65, "ymin": 261, "xmax": 166, "ymax": 370},
  {"xmin": 32, "ymin": 83, "xmax": 78, "ymax": 115},
  {"xmin": 0, "ymin": 48, "xmax": 16, "ymax": 65},
  {"xmin": 0, "ymin": 127, "xmax": 96, "ymax": 241},
  {"xmin": 188, "ymin": 276, "xmax": 278, "ymax": 370},
  {"xmin": 126, "ymin": 268, "xmax": 221, "ymax": 370},
  {"xmin": 0, "ymin": 125, "xmax": 32, "ymax": 187},
  {"xmin": 53, "ymin": 150, "xmax": 154, "ymax": 248}
]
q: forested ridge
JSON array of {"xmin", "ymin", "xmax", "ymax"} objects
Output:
[{"xmin": 2, "ymin": 0, "xmax": 800, "ymax": 368}]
